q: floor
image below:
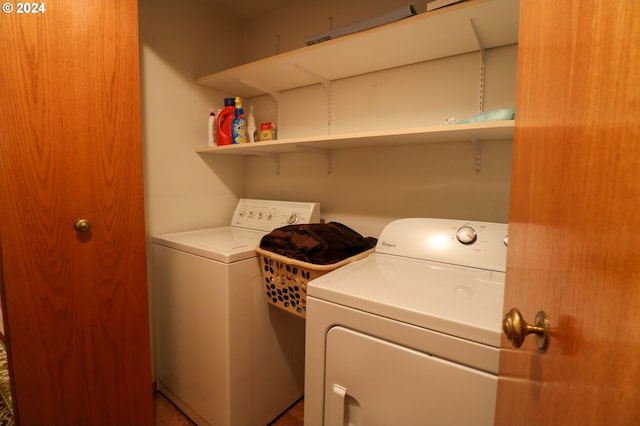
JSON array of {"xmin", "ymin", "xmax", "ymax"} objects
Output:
[
  {"xmin": 154, "ymin": 393, "xmax": 195, "ymax": 426},
  {"xmin": 154, "ymin": 392, "xmax": 304, "ymax": 426}
]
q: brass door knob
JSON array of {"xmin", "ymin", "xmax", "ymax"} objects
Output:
[
  {"xmin": 502, "ymin": 308, "xmax": 550, "ymax": 352},
  {"xmin": 74, "ymin": 219, "xmax": 92, "ymax": 232}
]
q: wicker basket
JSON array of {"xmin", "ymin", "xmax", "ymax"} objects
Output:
[{"xmin": 256, "ymin": 247, "xmax": 374, "ymax": 318}]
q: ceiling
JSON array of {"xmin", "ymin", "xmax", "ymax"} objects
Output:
[{"xmin": 211, "ymin": 0, "xmax": 300, "ymax": 21}]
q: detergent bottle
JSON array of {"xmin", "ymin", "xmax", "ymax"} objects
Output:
[
  {"xmin": 232, "ymin": 97, "xmax": 248, "ymax": 144},
  {"xmin": 216, "ymin": 98, "xmax": 235, "ymax": 145}
]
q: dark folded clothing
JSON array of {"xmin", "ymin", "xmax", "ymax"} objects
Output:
[{"xmin": 259, "ymin": 222, "xmax": 377, "ymax": 265}]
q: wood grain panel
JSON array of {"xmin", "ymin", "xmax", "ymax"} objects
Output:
[
  {"xmin": 496, "ymin": 1, "xmax": 640, "ymax": 425},
  {"xmin": 0, "ymin": 1, "xmax": 153, "ymax": 424}
]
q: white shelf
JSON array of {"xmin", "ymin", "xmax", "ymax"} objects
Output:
[
  {"xmin": 196, "ymin": 0, "xmax": 519, "ymax": 97},
  {"xmin": 194, "ymin": 0, "xmax": 518, "ymax": 173},
  {"xmin": 195, "ymin": 120, "xmax": 514, "ymax": 156}
]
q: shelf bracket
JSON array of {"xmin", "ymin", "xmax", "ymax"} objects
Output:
[
  {"xmin": 294, "ymin": 63, "xmax": 332, "ymax": 93},
  {"xmin": 467, "ymin": 133, "xmax": 481, "ymax": 173},
  {"xmin": 239, "ymin": 79, "xmax": 280, "ymax": 103},
  {"xmin": 296, "ymin": 145, "xmax": 332, "ymax": 174},
  {"xmin": 252, "ymin": 152, "xmax": 281, "ymax": 175},
  {"xmin": 469, "ymin": 19, "xmax": 486, "ymax": 113},
  {"xmin": 294, "ymin": 63, "xmax": 333, "ymax": 135}
]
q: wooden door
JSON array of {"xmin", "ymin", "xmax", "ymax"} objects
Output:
[
  {"xmin": 0, "ymin": 1, "xmax": 154, "ymax": 425},
  {"xmin": 496, "ymin": 1, "xmax": 640, "ymax": 425}
]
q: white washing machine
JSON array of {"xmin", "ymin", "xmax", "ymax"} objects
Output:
[
  {"xmin": 151, "ymin": 199, "xmax": 320, "ymax": 426},
  {"xmin": 304, "ymin": 218, "xmax": 507, "ymax": 426}
]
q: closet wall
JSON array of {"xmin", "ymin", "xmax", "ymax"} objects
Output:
[
  {"xmin": 138, "ymin": 0, "xmax": 245, "ymax": 237},
  {"xmin": 139, "ymin": 0, "xmax": 517, "ymax": 240}
]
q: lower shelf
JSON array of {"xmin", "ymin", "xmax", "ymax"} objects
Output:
[{"xmin": 195, "ymin": 120, "xmax": 514, "ymax": 156}]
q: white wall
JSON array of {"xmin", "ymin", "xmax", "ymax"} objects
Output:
[{"xmin": 138, "ymin": 0, "xmax": 246, "ymax": 237}]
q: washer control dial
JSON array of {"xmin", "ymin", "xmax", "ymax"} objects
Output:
[
  {"xmin": 287, "ymin": 213, "xmax": 299, "ymax": 224},
  {"xmin": 456, "ymin": 226, "xmax": 477, "ymax": 245}
]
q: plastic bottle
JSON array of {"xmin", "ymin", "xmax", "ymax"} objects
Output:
[
  {"xmin": 208, "ymin": 110, "xmax": 216, "ymax": 147},
  {"xmin": 232, "ymin": 97, "xmax": 248, "ymax": 144},
  {"xmin": 247, "ymin": 105, "xmax": 257, "ymax": 143},
  {"xmin": 216, "ymin": 98, "xmax": 235, "ymax": 146}
]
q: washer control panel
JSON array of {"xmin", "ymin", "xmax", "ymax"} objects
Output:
[{"xmin": 231, "ymin": 199, "xmax": 321, "ymax": 231}]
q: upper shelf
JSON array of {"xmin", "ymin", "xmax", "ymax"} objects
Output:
[
  {"xmin": 195, "ymin": 0, "xmax": 520, "ymax": 98},
  {"xmin": 195, "ymin": 120, "xmax": 514, "ymax": 155}
]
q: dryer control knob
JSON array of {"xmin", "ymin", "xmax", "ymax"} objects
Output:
[
  {"xmin": 287, "ymin": 213, "xmax": 299, "ymax": 224},
  {"xmin": 456, "ymin": 226, "xmax": 477, "ymax": 245}
]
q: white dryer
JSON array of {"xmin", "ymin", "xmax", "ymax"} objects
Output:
[
  {"xmin": 151, "ymin": 199, "xmax": 320, "ymax": 426},
  {"xmin": 304, "ymin": 218, "xmax": 507, "ymax": 426}
]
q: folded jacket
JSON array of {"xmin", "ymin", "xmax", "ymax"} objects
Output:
[{"xmin": 259, "ymin": 222, "xmax": 377, "ymax": 265}]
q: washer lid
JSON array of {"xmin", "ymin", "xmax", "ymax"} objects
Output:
[
  {"xmin": 308, "ymin": 253, "xmax": 505, "ymax": 347},
  {"xmin": 151, "ymin": 227, "xmax": 266, "ymax": 263}
]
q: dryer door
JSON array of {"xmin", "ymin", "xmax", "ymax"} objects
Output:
[{"xmin": 324, "ymin": 326, "xmax": 497, "ymax": 426}]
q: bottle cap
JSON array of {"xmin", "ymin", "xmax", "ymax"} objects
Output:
[{"xmin": 224, "ymin": 97, "xmax": 235, "ymax": 106}]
